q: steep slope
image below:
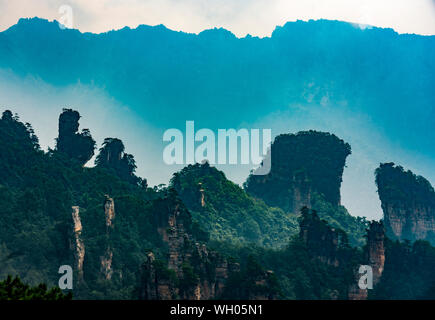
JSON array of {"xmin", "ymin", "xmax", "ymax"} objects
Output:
[
  {"xmin": 4, "ymin": 108, "xmax": 435, "ymax": 300},
  {"xmin": 245, "ymin": 131, "xmax": 367, "ymax": 246},
  {"xmin": 376, "ymin": 162, "xmax": 435, "ymax": 243},
  {"xmin": 0, "ymin": 108, "xmax": 292, "ymax": 299},
  {"xmin": 170, "ymin": 162, "xmax": 298, "ymax": 248},
  {"xmin": 246, "ymin": 131, "xmax": 351, "ymax": 211},
  {"xmin": 0, "ymin": 109, "xmax": 170, "ymax": 298}
]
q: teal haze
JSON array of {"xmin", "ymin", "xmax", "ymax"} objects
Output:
[{"xmin": 0, "ymin": 17, "xmax": 434, "ymax": 220}]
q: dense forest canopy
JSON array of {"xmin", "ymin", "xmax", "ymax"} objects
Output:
[
  {"xmin": 170, "ymin": 162, "xmax": 298, "ymax": 248},
  {"xmin": 1, "ymin": 108, "xmax": 435, "ymax": 300}
]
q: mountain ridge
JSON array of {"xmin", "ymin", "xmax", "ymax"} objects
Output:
[
  {"xmin": 1, "ymin": 15, "xmax": 434, "ymax": 220},
  {"xmin": 7, "ymin": 16, "xmax": 435, "ymax": 38}
]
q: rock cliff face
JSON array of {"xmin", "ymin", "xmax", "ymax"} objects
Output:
[
  {"xmin": 299, "ymin": 208, "xmax": 348, "ymax": 267},
  {"xmin": 383, "ymin": 204, "xmax": 435, "ymax": 241},
  {"xmin": 71, "ymin": 206, "xmax": 85, "ymax": 280},
  {"xmin": 376, "ymin": 163, "xmax": 435, "ymax": 243},
  {"xmin": 298, "ymin": 209, "xmax": 386, "ymax": 300},
  {"xmin": 292, "ymin": 172, "xmax": 312, "ymax": 217},
  {"xmin": 71, "ymin": 196, "xmax": 117, "ymax": 282},
  {"xmin": 142, "ymin": 197, "xmax": 233, "ymax": 300},
  {"xmin": 104, "ymin": 196, "xmax": 116, "ymax": 228},
  {"xmin": 367, "ymin": 221, "xmax": 385, "ymax": 284},
  {"xmin": 348, "ymin": 221, "xmax": 385, "ymax": 300},
  {"xmin": 101, "ymin": 196, "xmax": 115, "ymax": 280},
  {"xmin": 245, "ymin": 131, "xmax": 351, "ymax": 213},
  {"xmin": 141, "ymin": 244, "xmax": 233, "ymax": 300}
]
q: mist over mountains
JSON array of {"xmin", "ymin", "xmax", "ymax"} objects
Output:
[{"xmin": 0, "ymin": 17, "xmax": 434, "ymax": 219}]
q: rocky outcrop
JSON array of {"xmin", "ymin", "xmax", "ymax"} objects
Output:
[
  {"xmin": 144, "ymin": 199, "xmax": 232, "ymax": 300},
  {"xmin": 298, "ymin": 208, "xmax": 383, "ymax": 300},
  {"xmin": 100, "ymin": 249, "xmax": 114, "ymax": 281},
  {"xmin": 299, "ymin": 207, "xmax": 348, "ymax": 267},
  {"xmin": 141, "ymin": 252, "xmax": 175, "ymax": 300},
  {"xmin": 71, "ymin": 196, "xmax": 117, "ymax": 282},
  {"xmin": 71, "ymin": 206, "xmax": 85, "ymax": 279},
  {"xmin": 245, "ymin": 131, "xmax": 351, "ymax": 213},
  {"xmin": 292, "ymin": 172, "xmax": 312, "ymax": 214},
  {"xmin": 140, "ymin": 192, "xmax": 272, "ymax": 300},
  {"xmin": 56, "ymin": 109, "xmax": 95, "ymax": 165},
  {"xmin": 382, "ymin": 204, "xmax": 435, "ymax": 242},
  {"xmin": 101, "ymin": 196, "xmax": 115, "ymax": 280},
  {"xmin": 198, "ymin": 182, "xmax": 205, "ymax": 207},
  {"xmin": 376, "ymin": 163, "xmax": 435, "ymax": 243},
  {"xmin": 367, "ymin": 221, "xmax": 385, "ymax": 284},
  {"xmin": 348, "ymin": 221, "xmax": 385, "ymax": 300},
  {"xmin": 142, "ymin": 242, "xmax": 241, "ymax": 300},
  {"xmin": 104, "ymin": 196, "xmax": 115, "ymax": 229}
]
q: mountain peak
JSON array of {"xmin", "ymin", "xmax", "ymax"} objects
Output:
[
  {"xmin": 4, "ymin": 17, "xmax": 85, "ymax": 36},
  {"xmin": 16, "ymin": 17, "xmax": 59, "ymax": 28},
  {"xmin": 271, "ymin": 19, "xmax": 398, "ymax": 38},
  {"xmin": 198, "ymin": 27, "xmax": 236, "ymax": 39}
]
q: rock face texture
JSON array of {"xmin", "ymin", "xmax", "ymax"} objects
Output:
[
  {"xmin": 348, "ymin": 221, "xmax": 385, "ymax": 300},
  {"xmin": 71, "ymin": 206, "xmax": 85, "ymax": 279},
  {"xmin": 299, "ymin": 208, "xmax": 348, "ymax": 267},
  {"xmin": 140, "ymin": 192, "xmax": 276, "ymax": 300},
  {"xmin": 376, "ymin": 163, "xmax": 435, "ymax": 243},
  {"xmin": 101, "ymin": 196, "xmax": 115, "ymax": 280},
  {"xmin": 104, "ymin": 196, "xmax": 116, "ymax": 228},
  {"xmin": 142, "ymin": 198, "xmax": 234, "ymax": 300},
  {"xmin": 299, "ymin": 209, "xmax": 386, "ymax": 300},
  {"xmin": 367, "ymin": 221, "xmax": 385, "ymax": 285},
  {"xmin": 292, "ymin": 172, "xmax": 312, "ymax": 215},
  {"xmin": 71, "ymin": 196, "xmax": 117, "ymax": 282},
  {"xmin": 245, "ymin": 131, "xmax": 351, "ymax": 213},
  {"xmin": 142, "ymin": 244, "xmax": 232, "ymax": 300},
  {"xmin": 100, "ymin": 249, "xmax": 114, "ymax": 281}
]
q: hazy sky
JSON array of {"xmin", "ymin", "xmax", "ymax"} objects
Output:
[{"xmin": 0, "ymin": 0, "xmax": 434, "ymax": 36}]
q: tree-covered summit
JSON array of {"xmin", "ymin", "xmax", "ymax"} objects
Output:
[
  {"xmin": 245, "ymin": 130, "xmax": 351, "ymax": 211},
  {"xmin": 170, "ymin": 162, "xmax": 298, "ymax": 248}
]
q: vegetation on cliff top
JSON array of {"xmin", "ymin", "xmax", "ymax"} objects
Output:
[
  {"xmin": 245, "ymin": 131, "xmax": 351, "ymax": 209},
  {"xmin": 376, "ymin": 162, "xmax": 435, "ymax": 207},
  {"xmin": 170, "ymin": 162, "xmax": 298, "ymax": 248},
  {"xmin": 376, "ymin": 162, "xmax": 435, "ymax": 243},
  {"xmin": 245, "ymin": 131, "xmax": 367, "ymax": 246},
  {"xmin": 4, "ymin": 108, "xmax": 435, "ymax": 300}
]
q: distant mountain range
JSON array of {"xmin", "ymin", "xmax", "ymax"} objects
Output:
[
  {"xmin": 1, "ymin": 17, "xmax": 434, "ymax": 134},
  {"xmin": 0, "ymin": 17, "xmax": 434, "ymax": 220}
]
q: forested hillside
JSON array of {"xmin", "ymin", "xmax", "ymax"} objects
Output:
[
  {"xmin": 2, "ymin": 108, "xmax": 435, "ymax": 300},
  {"xmin": 170, "ymin": 162, "xmax": 298, "ymax": 248}
]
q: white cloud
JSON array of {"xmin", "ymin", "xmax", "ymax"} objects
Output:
[{"xmin": 0, "ymin": 0, "xmax": 434, "ymax": 36}]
